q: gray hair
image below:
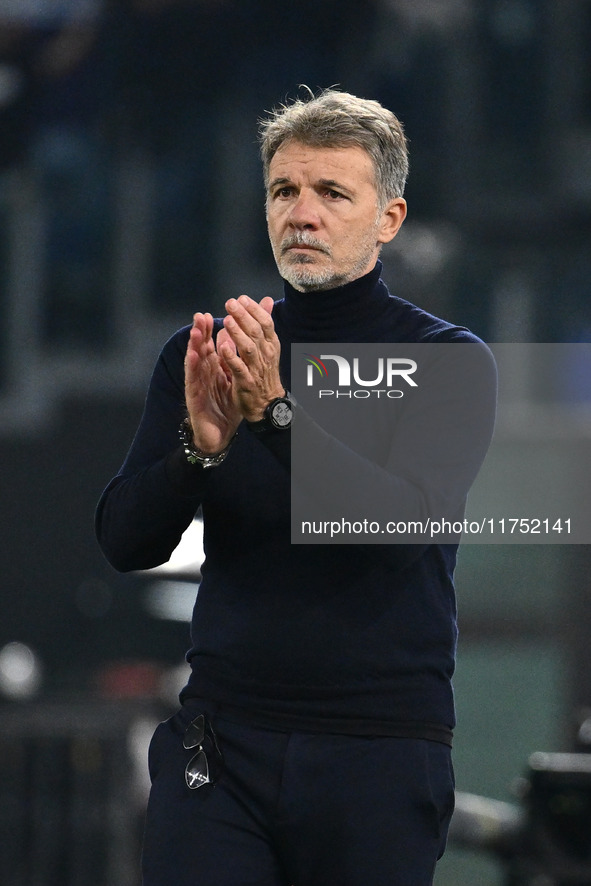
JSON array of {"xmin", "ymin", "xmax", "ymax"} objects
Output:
[{"xmin": 259, "ymin": 88, "xmax": 409, "ymax": 209}]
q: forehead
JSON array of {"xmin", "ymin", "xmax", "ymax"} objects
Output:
[{"xmin": 268, "ymin": 141, "xmax": 376, "ymax": 188}]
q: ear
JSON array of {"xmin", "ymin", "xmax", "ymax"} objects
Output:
[{"xmin": 377, "ymin": 198, "xmax": 407, "ymax": 245}]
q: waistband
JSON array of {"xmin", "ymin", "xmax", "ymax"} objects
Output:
[{"xmin": 180, "ymin": 695, "xmax": 453, "ymax": 747}]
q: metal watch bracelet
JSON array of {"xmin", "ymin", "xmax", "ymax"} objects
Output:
[{"xmin": 179, "ymin": 418, "xmax": 236, "ymax": 469}]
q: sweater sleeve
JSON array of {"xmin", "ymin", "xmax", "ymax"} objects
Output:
[{"xmin": 95, "ymin": 326, "xmax": 213, "ymax": 572}]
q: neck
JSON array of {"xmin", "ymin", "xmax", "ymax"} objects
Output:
[{"xmin": 276, "ymin": 261, "xmax": 391, "ymax": 341}]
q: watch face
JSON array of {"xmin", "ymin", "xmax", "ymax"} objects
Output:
[{"xmin": 271, "ymin": 399, "xmax": 292, "ymax": 428}]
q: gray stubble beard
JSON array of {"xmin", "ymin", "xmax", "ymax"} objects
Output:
[{"xmin": 276, "ymin": 241, "xmax": 379, "ymax": 292}]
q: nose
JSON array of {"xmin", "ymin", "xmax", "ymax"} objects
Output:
[{"xmin": 287, "ymin": 190, "xmax": 320, "ymax": 230}]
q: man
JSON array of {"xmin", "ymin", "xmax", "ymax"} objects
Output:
[{"xmin": 96, "ymin": 89, "xmax": 496, "ymax": 886}]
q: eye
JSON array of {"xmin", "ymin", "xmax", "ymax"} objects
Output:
[
  {"xmin": 273, "ymin": 186, "xmax": 294, "ymax": 199},
  {"xmin": 324, "ymin": 188, "xmax": 345, "ymax": 200}
]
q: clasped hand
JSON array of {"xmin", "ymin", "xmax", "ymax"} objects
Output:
[{"xmin": 184, "ymin": 295, "xmax": 284, "ymax": 454}]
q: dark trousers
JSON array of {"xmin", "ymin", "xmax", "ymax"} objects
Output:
[{"xmin": 142, "ymin": 699, "xmax": 455, "ymax": 886}]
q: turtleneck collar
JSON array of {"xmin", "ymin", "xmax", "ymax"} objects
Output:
[{"xmin": 275, "ymin": 261, "xmax": 392, "ymax": 342}]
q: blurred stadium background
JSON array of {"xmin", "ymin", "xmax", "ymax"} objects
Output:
[{"xmin": 0, "ymin": 1, "xmax": 590, "ymax": 884}]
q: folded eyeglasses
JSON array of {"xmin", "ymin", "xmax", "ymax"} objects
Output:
[{"xmin": 183, "ymin": 713, "xmax": 224, "ymax": 790}]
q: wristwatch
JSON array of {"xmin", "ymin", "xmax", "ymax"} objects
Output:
[
  {"xmin": 246, "ymin": 392, "xmax": 294, "ymax": 433},
  {"xmin": 179, "ymin": 418, "xmax": 236, "ymax": 468}
]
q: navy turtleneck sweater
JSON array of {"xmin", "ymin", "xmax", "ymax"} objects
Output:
[{"xmin": 96, "ymin": 262, "xmax": 496, "ymax": 741}]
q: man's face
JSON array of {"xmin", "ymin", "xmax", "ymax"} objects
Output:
[{"xmin": 266, "ymin": 141, "xmax": 406, "ymax": 291}]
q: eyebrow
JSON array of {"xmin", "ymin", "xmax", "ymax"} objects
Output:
[
  {"xmin": 317, "ymin": 178, "xmax": 354, "ymax": 196},
  {"xmin": 267, "ymin": 176, "xmax": 355, "ymax": 197},
  {"xmin": 268, "ymin": 177, "xmax": 291, "ymax": 192}
]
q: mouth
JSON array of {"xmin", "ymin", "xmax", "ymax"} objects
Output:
[{"xmin": 281, "ymin": 239, "xmax": 330, "ymax": 257}]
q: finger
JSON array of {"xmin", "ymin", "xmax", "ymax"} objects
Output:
[
  {"xmin": 259, "ymin": 296, "xmax": 274, "ymax": 316},
  {"xmin": 224, "ymin": 298, "xmax": 264, "ymax": 343},
  {"xmin": 216, "ymin": 327, "xmax": 237, "ymax": 378},
  {"xmin": 222, "ymin": 314, "xmax": 260, "ymax": 365},
  {"xmin": 189, "ymin": 313, "xmax": 210, "ymax": 345},
  {"xmin": 189, "ymin": 313, "xmax": 216, "ymax": 358},
  {"xmin": 226, "ymin": 296, "xmax": 277, "ymax": 342},
  {"xmin": 216, "ymin": 326, "xmax": 237, "ymax": 356},
  {"xmin": 217, "ymin": 340, "xmax": 251, "ymax": 384},
  {"xmin": 191, "ymin": 312, "xmax": 214, "ymax": 337}
]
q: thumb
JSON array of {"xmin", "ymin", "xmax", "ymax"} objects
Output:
[
  {"xmin": 216, "ymin": 327, "xmax": 237, "ymax": 376},
  {"xmin": 259, "ymin": 296, "xmax": 274, "ymax": 316},
  {"xmin": 216, "ymin": 327, "xmax": 237, "ymax": 356}
]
